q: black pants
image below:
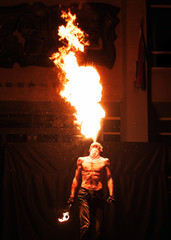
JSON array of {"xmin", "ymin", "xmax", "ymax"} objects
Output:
[{"xmin": 78, "ymin": 187, "xmax": 105, "ymax": 240}]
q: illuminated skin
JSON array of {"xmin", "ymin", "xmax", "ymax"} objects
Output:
[{"xmin": 70, "ymin": 145, "xmax": 114, "ymax": 198}]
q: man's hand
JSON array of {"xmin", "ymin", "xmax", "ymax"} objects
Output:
[
  {"xmin": 67, "ymin": 197, "xmax": 75, "ymax": 207},
  {"xmin": 107, "ymin": 195, "xmax": 116, "ymax": 203}
]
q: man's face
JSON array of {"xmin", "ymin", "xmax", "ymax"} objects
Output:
[{"xmin": 89, "ymin": 146, "xmax": 100, "ymax": 158}]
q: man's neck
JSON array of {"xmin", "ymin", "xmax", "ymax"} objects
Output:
[{"xmin": 89, "ymin": 154, "xmax": 100, "ymax": 160}]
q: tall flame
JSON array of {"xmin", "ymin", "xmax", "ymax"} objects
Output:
[{"xmin": 50, "ymin": 10, "xmax": 105, "ymax": 141}]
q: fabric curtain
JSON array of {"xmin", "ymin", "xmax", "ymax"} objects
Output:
[{"xmin": 1, "ymin": 142, "xmax": 170, "ymax": 240}]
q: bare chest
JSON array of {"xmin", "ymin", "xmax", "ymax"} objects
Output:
[{"xmin": 82, "ymin": 158, "xmax": 105, "ymax": 173}]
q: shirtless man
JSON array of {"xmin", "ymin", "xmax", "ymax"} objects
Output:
[{"xmin": 68, "ymin": 142, "xmax": 115, "ymax": 240}]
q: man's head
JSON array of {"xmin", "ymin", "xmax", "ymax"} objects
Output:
[{"xmin": 89, "ymin": 142, "xmax": 103, "ymax": 156}]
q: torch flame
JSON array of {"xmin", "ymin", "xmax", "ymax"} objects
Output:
[
  {"xmin": 50, "ymin": 10, "xmax": 105, "ymax": 141},
  {"xmin": 58, "ymin": 211, "xmax": 70, "ymax": 223}
]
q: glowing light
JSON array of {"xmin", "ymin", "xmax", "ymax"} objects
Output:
[
  {"xmin": 58, "ymin": 211, "xmax": 70, "ymax": 222},
  {"xmin": 50, "ymin": 10, "xmax": 105, "ymax": 141}
]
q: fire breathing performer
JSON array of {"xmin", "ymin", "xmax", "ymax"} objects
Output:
[{"xmin": 68, "ymin": 142, "xmax": 115, "ymax": 240}]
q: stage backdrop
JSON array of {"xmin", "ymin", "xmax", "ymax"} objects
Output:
[{"xmin": 1, "ymin": 142, "xmax": 170, "ymax": 240}]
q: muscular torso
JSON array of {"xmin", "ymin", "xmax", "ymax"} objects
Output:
[{"xmin": 78, "ymin": 156, "xmax": 109, "ymax": 191}]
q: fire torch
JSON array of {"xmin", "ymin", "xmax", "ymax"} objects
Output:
[{"xmin": 57, "ymin": 197, "xmax": 74, "ymax": 223}]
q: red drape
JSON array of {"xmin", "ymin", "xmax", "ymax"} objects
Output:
[{"xmin": 136, "ymin": 23, "xmax": 146, "ymax": 90}]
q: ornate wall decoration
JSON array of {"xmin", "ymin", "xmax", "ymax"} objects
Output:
[{"xmin": 0, "ymin": 2, "xmax": 119, "ymax": 69}]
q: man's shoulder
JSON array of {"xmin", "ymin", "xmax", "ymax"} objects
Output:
[
  {"xmin": 99, "ymin": 157, "xmax": 110, "ymax": 165},
  {"xmin": 78, "ymin": 156, "xmax": 88, "ymax": 160},
  {"xmin": 77, "ymin": 156, "xmax": 88, "ymax": 164},
  {"xmin": 99, "ymin": 156, "xmax": 109, "ymax": 161},
  {"xmin": 78, "ymin": 156, "xmax": 89, "ymax": 161}
]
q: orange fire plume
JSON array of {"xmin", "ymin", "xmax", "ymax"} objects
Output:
[{"xmin": 50, "ymin": 10, "xmax": 105, "ymax": 142}]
